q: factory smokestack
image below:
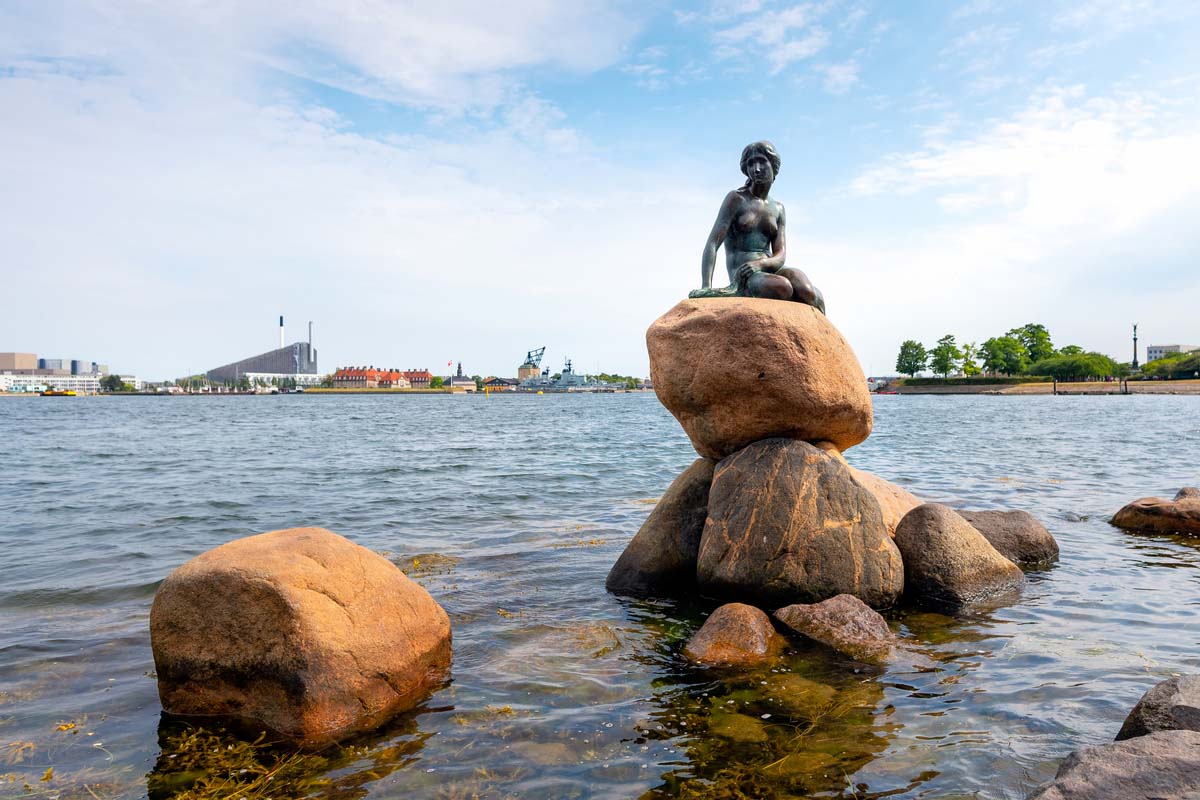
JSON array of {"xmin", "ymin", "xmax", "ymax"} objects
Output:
[{"xmin": 279, "ymin": 315, "xmax": 284, "ymax": 349}]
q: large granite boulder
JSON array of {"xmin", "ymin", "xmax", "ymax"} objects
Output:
[
  {"xmin": 1112, "ymin": 488, "xmax": 1200, "ymax": 536},
  {"xmin": 957, "ymin": 509, "xmax": 1059, "ymax": 565},
  {"xmin": 774, "ymin": 594, "xmax": 895, "ymax": 665},
  {"xmin": 647, "ymin": 298, "xmax": 872, "ymax": 460},
  {"xmin": 1027, "ymin": 730, "xmax": 1200, "ymax": 799},
  {"xmin": 606, "ymin": 458, "xmax": 714, "ymax": 598},
  {"xmin": 683, "ymin": 603, "xmax": 784, "ymax": 667},
  {"xmin": 894, "ymin": 504, "xmax": 1025, "ymax": 608},
  {"xmin": 697, "ymin": 439, "xmax": 904, "ymax": 609},
  {"xmin": 850, "ymin": 467, "xmax": 922, "ymax": 538},
  {"xmin": 150, "ymin": 527, "xmax": 452, "ymax": 745},
  {"xmin": 1117, "ymin": 676, "xmax": 1200, "ymax": 741}
]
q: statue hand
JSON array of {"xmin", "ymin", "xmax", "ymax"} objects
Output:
[{"xmin": 735, "ymin": 262, "xmax": 756, "ymax": 284}]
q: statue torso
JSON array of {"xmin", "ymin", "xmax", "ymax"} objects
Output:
[{"xmin": 725, "ymin": 190, "xmax": 781, "ymax": 269}]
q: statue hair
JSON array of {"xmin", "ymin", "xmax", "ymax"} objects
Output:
[{"xmin": 739, "ymin": 140, "xmax": 781, "ymax": 180}]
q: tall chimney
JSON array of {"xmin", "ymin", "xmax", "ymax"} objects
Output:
[
  {"xmin": 279, "ymin": 315, "xmax": 284, "ymax": 349},
  {"xmin": 308, "ymin": 321, "xmax": 314, "ymax": 363}
]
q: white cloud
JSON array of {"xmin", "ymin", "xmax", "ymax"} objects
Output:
[
  {"xmin": 713, "ymin": 4, "xmax": 831, "ymax": 73},
  {"xmin": 817, "ymin": 60, "xmax": 860, "ymax": 94}
]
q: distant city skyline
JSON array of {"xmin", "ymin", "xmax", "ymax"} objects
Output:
[{"xmin": 3, "ymin": 2, "xmax": 1199, "ymax": 380}]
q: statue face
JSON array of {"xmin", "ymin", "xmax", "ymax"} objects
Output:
[{"xmin": 745, "ymin": 154, "xmax": 774, "ymax": 185}]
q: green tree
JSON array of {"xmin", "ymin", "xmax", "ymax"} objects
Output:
[
  {"xmin": 1030, "ymin": 352, "xmax": 1118, "ymax": 380},
  {"xmin": 980, "ymin": 336, "xmax": 1029, "ymax": 375},
  {"xmin": 1007, "ymin": 323, "xmax": 1054, "ymax": 363},
  {"xmin": 929, "ymin": 334, "xmax": 962, "ymax": 378},
  {"xmin": 100, "ymin": 374, "xmax": 124, "ymax": 392},
  {"xmin": 961, "ymin": 342, "xmax": 981, "ymax": 376},
  {"xmin": 1057, "ymin": 344, "xmax": 1084, "ymax": 356},
  {"xmin": 472, "ymin": 374, "xmax": 483, "ymax": 391},
  {"xmin": 895, "ymin": 340, "xmax": 927, "ymax": 377},
  {"xmin": 429, "ymin": 376, "xmax": 445, "ymax": 389}
]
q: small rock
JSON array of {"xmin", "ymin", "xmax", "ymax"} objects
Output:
[
  {"xmin": 1027, "ymin": 730, "xmax": 1200, "ymax": 799},
  {"xmin": 708, "ymin": 711, "xmax": 769, "ymax": 742},
  {"xmin": 894, "ymin": 504, "xmax": 1025, "ymax": 608},
  {"xmin": 774, "ymin": 594, "xmax": 895, "ymax": 665},
  {"xmin": 606, "ymin": 458, "xmax": 714, "ymax": 598},
  {"xmin": 956, "ymin": 509, "xmax": 1059, "ymax": 565},
  {"xmin": 150, "ymin": 527, "xmax": 452, "ymax": 745},
  {"xmin": 647, "ymin": 298, "xmax": 873, "ymax": 459},
  {"xmin": 1117, "ymin": 676, "xmax": 1200, "ymax": 741},
  {"xmin": 682, "ymin": 603, "xmax": 784, "ymax": 667},
  {"xmin": 760, "ymin": 673, "xmax": 838, "ymax": 720},
  {"xmin": 812, "ymin": 440, "xmax": 849, "ymax": 465},
  {"xmin": 1112, "ymin": 489, "xmax": 1200, "ymax": 536},
  {"xmin": 850, "ymin": 467, "xmax": 922, "ymax": 538},
  {"xmin": 697, "ymin": 439, "xmax": 903, "ymax": 609}
]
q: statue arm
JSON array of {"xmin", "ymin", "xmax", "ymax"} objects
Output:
[{"xmin": 700, "ymin": 192, "xmax": 739, "ymax": 288}]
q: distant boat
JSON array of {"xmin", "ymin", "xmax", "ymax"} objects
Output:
[{"xmin": 40, "ymin": 390, "xmax": 77, "ymax": 397}]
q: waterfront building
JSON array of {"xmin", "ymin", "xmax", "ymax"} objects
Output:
[
  {"xmin": 483, "ymin": 377, "xmax": 519, "ymax": 391},
  {"xmin": 445, "ymin": 362, "xmax": 476, "ymax": 391},
  {"xmin": 0, "ymin": 353, "xmax": 36, "ymax": 371},
  {"xmin": 38, "ymin": 358, "xmax": 63, "ymax": 370},
  {"xmin": 332, "ymin": 367, "xmax": 411, "ymax": 389},
  {"xmin": 1146, "ymin": 344, "xmax": 1200, "ymax": 363},
  {"xmin": 0, "ymin": 373, "xmax": 106, "ymax": 393},
  {"xmin": 205, "ymin": 341, "xmax": 318, "ymax": 384},
  {"xmin": 403, "ymin": 369, "xmax": 434, "ymax": 389}
]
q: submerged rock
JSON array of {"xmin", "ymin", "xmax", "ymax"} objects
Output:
[
  {"xmin": 894, "ymin": 504, "xmax": 1025, "ymax": 608},
  {"xmin": 1117, "ymin": 676, "xmax": 1200, "ymax": 741},
  {"xmin": 647, "ymin": 298, "xmax": 872, "ymax": 459},
  {"xmin": 1027, "ymin": 730, "xmax": 1200, "ymax": 799},
  {"xmin": 850, "ymin": 467, "xmax": 922, "ymax": 538},
  {"xmin": 956, "ymin": 509, "xmax": 1059, "ymax": 565},
  {"xmin": 606, "ymin": 458, "xmax": 714, "ymax": 598},
  {"xmin": 774, "ymin": 594, "xmax": 895, "ymax": 665},
  {"xmin": 697, "ymin": 439, "xmax": 903, "ymax": 609},
  {"xmin": 1112, "ymin": 489, "xmax": 1200, "ymax": 536},
  {"xmin": 150, "ymin": 527, "xmax": 452, "ymax": 745},
  {"xmin": 682, "ymin": 603, "xmax": 784, "ymax": 667}
]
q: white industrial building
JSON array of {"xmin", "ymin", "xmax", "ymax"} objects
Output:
[{"xmin": 1146, "ymin": 344, "xmax": 1199, "ymax": 363}]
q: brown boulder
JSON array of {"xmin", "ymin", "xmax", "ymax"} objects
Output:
[
  {"xmin": 697, "ymin": 439, "xmax": 904, "ymax": 609},
  {"xmin": 849, "ymin": 467, "xmax": 921, "ymax": 538},
  {"xmin": 150, "ymin": 527, "xmax": 452, "ymax": 745},
  {"xmin": 606, "ymin": 458, "xmax": 714, "ymax": 598},
  {"xmin": 1027, "ymin": 730, "xmax": 1200, "ymax": 799},
  {"xmin": 1117, "ymin": 676, "xmax": 1200, "ymax": 741},
  {"xmin": 775, "ymin": 594, "xmax": 895, "ymax": 665},
  {"xmin": 683, "ymin": 603, "xmax": 784, "ymax": 667},
  {"xmin": 894, "ymin": 504, "xmax": 1025, "ymax": 608},
  {"xmin": 1112, "ymin": 489, "xmax": 1200, "ymax": 536},
  {"xmin": 647, "ymin": 298, "xmax": 872, "ymax": 460},
  {"xmin": 957, "ymin": 509, "xmax": 1059, "ymax": 565}
]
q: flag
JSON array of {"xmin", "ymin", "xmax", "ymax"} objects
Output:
[{"xmin": 447, "ymin": 360, "xmax": 453, "ymax": 366}]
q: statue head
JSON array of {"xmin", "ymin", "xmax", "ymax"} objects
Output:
[{"xmin": 740, "ymin": 140, "xmax": 781, "ymax": 184}]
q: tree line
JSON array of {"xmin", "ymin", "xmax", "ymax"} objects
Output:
[{"xmin": 895, "ymin": 324, "xmax": 1128, "ymax": 381}]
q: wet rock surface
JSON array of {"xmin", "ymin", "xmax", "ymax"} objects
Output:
[
  {"xmin": 150, "ymin": 527, "xmax": 452, "ymax": 745},
  {"xmin": 1112, "ymin": 488, "xmax": 1200, "ymax": 536},
  {"xmin": 682, "ymin": 603, "xmax": 784, "ymax": 667},
  {"xmin": 957, "ymin": 509, "xmax": 1059, "ymax": 565},
  {"xmin": 894, "ymin": 504, "xmax": 1025, "ymax": 608},
  {"xmin": 697, "ymin": 439, "xmax": 903, "ymax": 609},
  {"xmin": 1117, "ymin": 675, "xmax": 1200, "ymax": 741},
  {"xmin": 850, "ymin": 467, "xmax": 922, "ymax": 539},
  {"xmin": 1026, "ymin": 730, "xmax": 1200, "ymax": 799},
  {"xmin": 606, "ymin": 458, "xmax": 715, "ymax": 598},
  {"xmin": 647, "ymin": 298, "xmax": 872, "ymax": 460},
  {"xmin": 774, "ymin": 594, "xmax": 895, "ymax": 665}
]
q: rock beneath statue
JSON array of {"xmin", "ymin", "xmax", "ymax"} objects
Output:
[
  {"xmin": 849, "ymin": 467, "xmax": 922, "ymax": 539},
  {"xmin": 697, "ymin": 439, "xmax": 903, "ymax": 609},
  {"xmin": 956, "ymin": 509, "xmax": 1059, "ymax": 565},
  {"xmin": 1026, "ymin": 730, "xmax": 1200, "ymax": 799},
  {"xmin": 606, "ymin": 458, "xmax": 715, "ymax": 598},
  {"xmin": 150, "ymin": 527, "xmax": 452, "ymax": 745},
  {"xmin": 647, "ymin": 298, "xmax": 872, "ymax": 460},
  {"xmin": 1112, "ymin": 489, "xmax": 1200, "ymax": 536},
  {"xmin": 774, "ymin": 594, "xmax": 895, "ymax": 665},
  {"xmin": 682, "ymin": 603, "xmax": 785, "ymax": 667},
  {"xmin": 1117, "ymin": 676, "xmax": 1200, "ymax": 741},
  {"xmin": 894, "ymin": 504, "xmax": 1025, "ymax": 608}
]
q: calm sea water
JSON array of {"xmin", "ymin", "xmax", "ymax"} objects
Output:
[{"xmin": 2, "ymin": 393, "xmax": 1199, "ymax": 799}]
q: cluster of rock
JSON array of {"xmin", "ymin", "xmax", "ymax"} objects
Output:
[
  {"xmin": 1028, "ymin": 675, "xmax": 1200, "ymax": 799},
  {"xmin": 150, "ymin": 527, "xmax": 452, "ymax": 745},
  {"xmin": 1112, "ymin": 487, "xmax": 1200, "ymax": 536},
  {"xmin": 608, "ymin": 298, "xmax": 1057, "ymax": 618}
]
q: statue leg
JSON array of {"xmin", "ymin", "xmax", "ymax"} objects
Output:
[
  {"xmin": 777, "ymin": 268, "xmax": 825, "ymax": 314},
  {"xmin": 744, "ymin": 270, "xmax": 793, "ymax": 301}
]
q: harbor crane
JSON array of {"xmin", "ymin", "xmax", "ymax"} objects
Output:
[{"xmin": 523, "ymin": 347, "xmax": 545, "ymax": 368}]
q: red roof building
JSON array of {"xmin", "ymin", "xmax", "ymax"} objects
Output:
[{"xmin": 332, "ymin": 367, "xmax": 411, "ymax": 389}]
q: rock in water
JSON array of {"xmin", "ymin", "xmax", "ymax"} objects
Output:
[
  {"xmin": 1117, "ymin": 676, "xmax": 1200, "ymax": 741},
  {"xmin": 1026, "ymin": 730, "xmax": 1200, "ymax": 799},
  {"xmin": 150, "ymin": 527, "xmax": 452, "ymax": 745},
  {"xmin": 849, "ymin": 467, "xmax": 921, "ymax": 538},
  {"xmin": 697, "ymin": 439, "xmax": 903, "ymax": 609},
  {"xmin": 894, "ymin": 504, "xmax": 1025, "ymax": 608},
  {"xmin": 957, "ymin": 509, "xmax": 1059, "ymax": 565},
  {"xmin": 647, "ymin": 298, "xmax": 872, "ymax": 460},
  {"xmin": 683, "ymin": 603, "xmax": 784, "ymax": 667},
  {"xmin": 606, "ymin": 458, "xmax": 714, "ymax": 598},
  {"xmin": 1112, "ymin": 489, "xmax": 1200, "ymax": 536},
  {"xmin": 774, "ymin": 594, "xmax": 895, "ymax": 665}
]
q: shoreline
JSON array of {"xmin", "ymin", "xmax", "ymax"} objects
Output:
[{"xmin": 888, "ymin": 379, "xmax": 1200, "ymax": 396}]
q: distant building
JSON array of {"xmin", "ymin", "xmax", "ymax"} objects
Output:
[
  {"xmin": 446, "ymin": 362, "xmax": 475, "ymax": 391},
  {"xmin": 0, "ymin": 353, "xmax": 36, "ymax": 371},
  {"xmin": 38, "ymin": 358, "xmax": 63, "ymax": 370},
  {"xmin": 0, "ymin": 373, "xmax": 104, "ymax": 393},
  {"xmin": 403, "ymin": 369, "xmax": 434, "ymax": 389},
  {"xmin": 332, "ymin": 367, "xmax": 411, "ymax": 388},
  {"xmin": 1146, "ymin": 344, "xmax": 1199, "ymax": 363},
  {"xmin": 483, "ymin": 377, "xmax": 518, "ymax": 391},
  {"xmin": 206, "ymin": 341, "xmax": 319, "ymax": 385}
]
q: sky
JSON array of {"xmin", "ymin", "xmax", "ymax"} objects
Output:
[{"xmin": 2, "ymin": 0, "xmax": 1199, "ymax": 380}]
